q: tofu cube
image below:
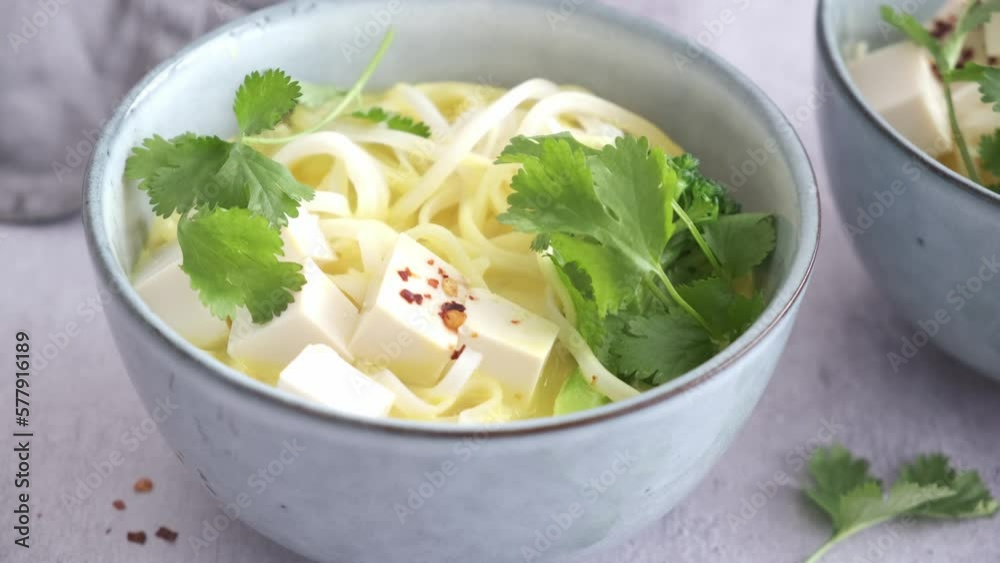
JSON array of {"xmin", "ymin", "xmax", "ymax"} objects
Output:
[
  {"xmin": 279, "ymin": 344, "xmax": 395, "ymax": 417},
  {"xmin": 848, "ymin": 42, "xmax": 952, "ymax": 156},
  {"xmin": 228, "ymin": 259, "xmax": 359, "ymax": 370},
  {"xmin": 457, "ymin": 288, "xmax": 559, "ymax": 403},
  {"xmin": 133, "ymin": 243, "xmax": 229, "ymax": 348},
  {"xmin": 349, "ymin": 234, "xmax": 468, "ymax": 386},
  {"xmin": 282, "ymin": 212, "xmax": 335, "ymax": 265},
  {"xmin": 985, "ymin": 16, "xmax": 1000, "ymax": 58}
]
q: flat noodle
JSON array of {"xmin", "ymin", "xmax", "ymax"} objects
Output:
[
  {"xmin": 390, "ymin": 79, "xmax": 562, "ymax": 221},
  {"xmin": 273, "ymin": 132, "xmax": 390, "ymax": 218},
  {"xmin": 518, "ymin": 91, "xmax": 684, "ymax": 155}
]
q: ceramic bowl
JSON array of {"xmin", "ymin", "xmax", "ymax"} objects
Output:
[
  {"xmin": 84, "ymin": 1, "xmax": 819, "ymax": 561},
  {"xmin": 817, "ymin": 0, "xmax": 1000, "ymax": 379}
]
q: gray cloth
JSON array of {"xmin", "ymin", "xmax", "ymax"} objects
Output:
[{"xmin": 0, "ymin": 0, "xmax": 275, "ymax": 221}]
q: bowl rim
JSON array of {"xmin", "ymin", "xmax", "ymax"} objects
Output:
[
  {"xmin": 816, "ymin": 0, "xmax": 1000, "ymax": 206},
  {"xmin": 84, "ymin": 0, "xmax": 820, "ymax": 439}
]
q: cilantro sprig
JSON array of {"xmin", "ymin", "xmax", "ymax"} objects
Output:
[
  {"xmin": 881, "ymin": 2, "xmax": 1000, "ymax": 187},
  {"xmin": 803, "ymin": 445, "xmax": 998, "ymax": 563},
  {"xmin": 126, "ymin": 67, "xmax": 316, "ymax": 323},
  {"xmin": 126, "ymin": 31, "xmax": 430, "ymax": 324},
  {"xmin": 497, "ymin": 133, "xmax": 775, "ymax": 393}
]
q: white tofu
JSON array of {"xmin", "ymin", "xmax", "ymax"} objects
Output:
[
  {"xmin": 282, "ymin": 212, "xmax": 335, "ymax": 265},
  {"xmin": 134, "ymin": 243, "xmax": 229, "ymax": 348},
  {"xmin": 457, "ymin": 288, "xmax": 559, "ymax": 404},
  {"xmin": 985, "ymin": 16, "xmax": 1000, "ymax": 58},
  {"xmin": 349, "ymin": 234, "xmax": 468, "ymax": 386},
  {"xmin": 849, "ymin": 42, "xmax": 953, "ymax": 156},
  {"xmin": 278, "ymin": 344, "xmax": 395, "ymax": 417},
  {"xmin": 228, "ymin": 259, "xmax": 359, "ymax": 370}
]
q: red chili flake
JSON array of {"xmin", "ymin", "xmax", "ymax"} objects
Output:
[
  {"xmin": 127, "ymin": 531, "xmax": 147, "ymax": 545},
  {"xmin": 397, "ymin": 268, "xmax": 413, "ymax": 281},
  {"xmin": 468, "ymin": 294, "xmax": 477, "ymax": 301},
  {"xmin": 957, "ymin": 47, "xmax": 975, "ymax": 69},
  {"xmin": 439, "ymin": 301, "xmax": 467, "ymax": 331},
  {"xmin": 112, "ymin": 499, "xmax": 126, "ymax": 511},
  {"xmin": 990, "ymin": 56, "xmax": 999, "ymax": 66},
  {"xmin": 424, "ymin": 293, "xmax": 432, "ymax": 299},
  {"xmin": 133, "ymin": 478, "xmax": 153, "ymax": 493},
  {"xmin": 428, "ymin": 278, "xmax": 440, "ymax": 288},
  {"xmin": 155, "ymin": 526, "xmax": 179, "ymax": 543},
  {"xmin": 511, "ymin": 319, "xmax": 522, "ymax": 325},
  {"xmin": 400, "ymin": 289, "xmax": 424, "ymax": 305},
  {"xmin": 427, "ymin": 259, "xmax": 435, "ymax": 265},
  {"xmin": 930, "ymin": 18, "xmax": 954, "ymax": 39},
  {"xmin": 437, "ymin": 267, "xmax": 449, "ymax": 279},
  {"xmin": 451, "ymin": 345, "xmax": 466, "ymax": 360}
]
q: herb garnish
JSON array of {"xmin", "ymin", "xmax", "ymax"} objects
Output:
[
  {"xmin": 352, "ymin": 107, "xmax": 432, "ymax": 138},
  {"xmin": 497, "ymin": 133, "xmax": 775, "ymax": 390},
  {"xmin": 803, "ymin": 445, "xmax": 997, "ymax": 563},
  {"xmin": 125, "ymin": 31, "xmax": 431, "ymax": 323}
]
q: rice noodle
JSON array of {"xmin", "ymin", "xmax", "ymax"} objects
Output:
[{"xmin": 273, "ymin": 132, "xmax": 390, "ymax": 218}]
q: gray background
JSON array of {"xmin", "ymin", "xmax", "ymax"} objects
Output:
[{"xmin": 1, "ymin": 0, "xmax": 998, "ymax": 561}]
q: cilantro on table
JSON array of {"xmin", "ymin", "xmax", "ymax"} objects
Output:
[
  {"xmin": 125, "ymin": 31, "xmax": 430, "ymax": 324},
  {"xmin": 497, "ymin": 133, "xmax": 775, "ymax": 396},
  {"xmin": 881, "ymin": 2, "xmax": 1000, "ymax": 189},
  {"xmin": 803, "ymin": 445, "xmax": 998, "ymax": 563}
]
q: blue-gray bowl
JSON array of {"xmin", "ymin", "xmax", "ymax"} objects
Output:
[
  {"xmin": 817, "ymin": 0, "xmax": 1000, "ymax": 379},
  {"xmin": 83, "ymin": 1, "xmax": 819, "ymax": 561}
]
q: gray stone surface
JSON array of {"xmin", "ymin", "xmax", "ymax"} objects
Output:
[{"xmin": 1, "ymin": 0, "xmax": 998, "ymax": 561}]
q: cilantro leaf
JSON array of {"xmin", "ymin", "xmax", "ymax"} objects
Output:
[
  {"xmin": 352, "ymin": 107, "xmax": 432, "ymax": 138},
  {"xmin": 500, "ymin": 135, "xmax": 673, "ymax": 302},
  {"xmin": 496, "ymin": 133, "xmax": 599, "ymax": 163},
  {"xmin": 976, "ymin": 66, "xmax": 1000, "ymax": 112},
  {"xmin": 126, "ymin": 135, "xmax": 232, "ymax": 218},
  {"xmin": 956, "ymin": 1, "xmax": 1000, "ymax": 34},
  {"xmin": 550, "ymin": 233, "xmax": 642, "ymax": 316},
  {"xmin": 498, "ymin": 136, "xmax": 606, "ymax": 236},
  {"xmin": 588, "ymin": 135, "xmax": 673, "ymax": 261},
  {"xmin": 124, "ymin": 134, "xmax": 191, "ymax": 182},
  {"xmin": 703, "ymin": 213, "xmax": 776, "ymax": 279},
  {"xmin": 553, "ymin": 369, "xmax": 611, "ymax": 416},
  {"xmin": 554, "ymin": 261, "xmax": 608, "ymax": 353},
  {"xmin": 672, "ymin": 153, "xmax": 740, "ymax": 219},
  {"xmin": 803, "ymin": 445, "xmax": 998, "ymax": 563},
  {"xmin": 899, "ymin": 454, "xmax": 1000, "ymax": 518},
  {"xmin": 214, "ymin": 143, "xmax": 314, "ymax": 228},
  {"xmin": 178, "ymin": 208, "xmax": 306, "ymax": 323},
  {"xmin": 880, "ymin": 6, "xmax": 947, "ymax": 70},
  {"xmin": 676, "ymin": 278, "xmax": 765, "ymax": 340},
  {"xmin": 610, "ymin": 312, "xmax": 718, "ymax": 385},
  {"xmin": 233, "ymin": 69, "xmax": 302, "ymax": 136},
  {"xmin": 806, "ymin": 444, "xmax": 879, "ymax": 520},
  {"xmin": 980, "ymin": 131, "xmax": 1000, "ymax": 177},
  {"xmin": 298, "ymin": 82, "xmax": 348, "ymax": 108}
]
